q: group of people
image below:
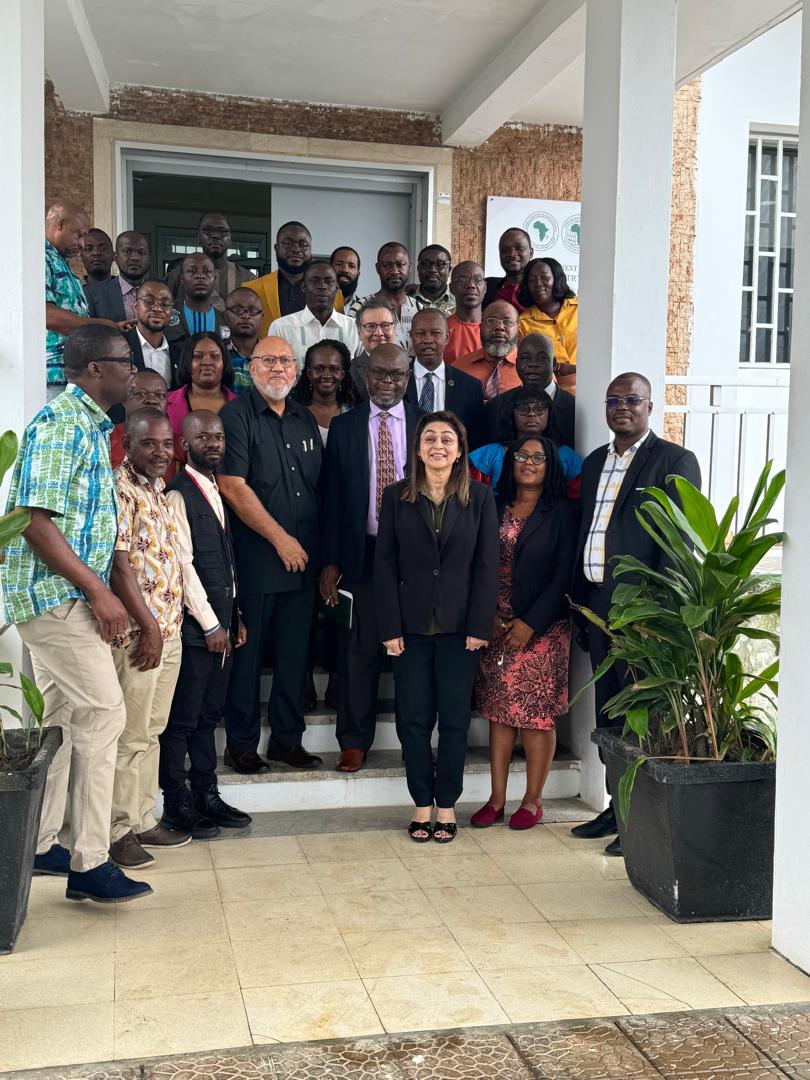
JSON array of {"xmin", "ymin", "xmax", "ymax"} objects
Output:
[{"xmin": 0, "ymin": 201, "xmax": 699, "ymax": 904}]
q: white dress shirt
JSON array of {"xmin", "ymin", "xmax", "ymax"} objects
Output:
[
  {"xmin": 165, "ymin": 465, "xmax": 232, "ymax": 634},
  {"xmin": 267, "ymin": 306, "xmax": 359, "ymax": 365},
  {"xmin": 413, "ymin": 360, "xmax": 447, "ymax": 412},
  {"xmin": 137, "ymin": 328, "xmax": 172, "ymax": 386}
]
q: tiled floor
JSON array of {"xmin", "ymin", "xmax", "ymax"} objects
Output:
[{"xmin": 1, "ymin": 809, "xmax": 808, "ymax": 1073}]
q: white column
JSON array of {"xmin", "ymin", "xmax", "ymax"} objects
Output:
[
  {"xmin": 570, "ymin": 0, "xmax": 677, "ymax": 809},
  {"xmin": 0, "ymin": 0, "xmax": 45, "ymax": 677},
  {"xmin": 771, "ymin": 6, "xmax": 810, "ymax": 978}
]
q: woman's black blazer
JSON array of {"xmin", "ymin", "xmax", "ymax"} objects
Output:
[
  {"xmin": 498, "ymin": 497, "xmax": 580, "ymax": 636},
  {"xmin": 375, "ymin": 479, "xmax": 499, "ymax": 642}
]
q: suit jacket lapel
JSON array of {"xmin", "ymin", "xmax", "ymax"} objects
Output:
[
  {"xmin": 439, "ymin": 495, "xmax": 461, "ymax": 550},
  {"xmin": 404, "ymin": 376, "xmax": 418, "ymax": 410},
  {"xmin": 613, "ymin": 431, "xmax": 658, "ymax": 514},
  {"xmin": 355, "ymin": 403, "xmax": 372, "ymax": 490},
  {"xmin": 514, "ymin": 502, "xmax": 546, "ymax": 557}
]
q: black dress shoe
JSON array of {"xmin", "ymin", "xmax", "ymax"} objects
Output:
[
  {"xmin": 193, "ymin": 784, "xmax": 252, "ymax": 828},
  {"xmin": 224, "ymin": 747, "xmax": 269, "ymax": 774},
  {"xmin": 266, "ymin": 742, "xmax": 323, "ymax": 769},
  {"xmin": 604, "ymin": 836, "xmax": 624, "ymax": 857},
  {"xmin": 570, "ymin": 805, "xmax": 618, "ymax": 839},
  {"xmin": 302, "ymin": 673, "xmax": 317, "ymax": 713}
]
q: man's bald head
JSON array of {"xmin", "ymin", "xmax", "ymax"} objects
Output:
[
  {"xmin": 364, "ymin": 343, "xmax": 410, "ymax": 410},
  {"xmin": 182, "ymin": 409, "xmax": 226, "ymax": 474},
  {"xmin": 45, "ymin": 200, "xmax": 91, "ymax": 257}
]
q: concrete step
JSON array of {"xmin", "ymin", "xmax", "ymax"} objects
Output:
[
  {"xmin": 214, "ymin": 701, "xmax": 492, "ymax": 754},
  {"xmin": 261, "ymin": 671, "xmax": 395, "ymax": 701},
  {"xmin": 213, "ymin": 746, "xmax": 581, "ymax": 812}
]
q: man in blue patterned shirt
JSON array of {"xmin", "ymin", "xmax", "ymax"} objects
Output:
[
  {"xmin": 3, "ymin": 324, "xmax": 152, "ymax": 904},
  {"xmin": 45, "ymin": 201, "xmax": 131, "ymax": 394}
]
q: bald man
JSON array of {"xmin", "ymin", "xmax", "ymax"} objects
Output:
[
  {"xmin": 85, "ymin": 231, "xmax": 152, "ymax": 323},
  {"xmin": 45, "ymin": 201, "xmax": 130, "ymax": 395},
  {"xmin": 217, "ymin": 337, "xmax": 324, "ymax": 773}
]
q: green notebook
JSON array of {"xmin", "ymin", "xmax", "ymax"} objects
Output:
[{"xmin": 317, "ymin": 588, "xmax": 353, "ymax": 630}]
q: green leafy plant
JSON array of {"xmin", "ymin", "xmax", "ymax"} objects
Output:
[
  {"xmin": 0, "ymin": 430, "xmax": 44, "ymax": 765},
  {"xmin": 571, "ymin": 461, "xmax": 783, "ymax": 826}
]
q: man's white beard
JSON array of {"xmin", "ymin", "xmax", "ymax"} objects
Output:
[
  {"xmin": 265, "ymin": 383, "xmax": 292, "ymax": 402},
  {"xmin": 485, "ymin": 339, "xmax": 517, "ymax": 358}
]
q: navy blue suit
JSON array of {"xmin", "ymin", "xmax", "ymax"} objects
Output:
[
  {"xmin": 404, "ymin": 363, "xmax": 485, "ymax": 449},
  {"xmin": 320, "ymin": 401, "xmax": 419, "ymax": 752}
]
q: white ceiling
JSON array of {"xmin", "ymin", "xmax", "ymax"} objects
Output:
[{"xmin": 49, "ymin": 0, "xmax": 801, "ymax": 139}]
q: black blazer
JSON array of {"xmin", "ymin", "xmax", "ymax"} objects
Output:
[
  {"xmin": 375, "ymin": 479, "xmax": 499, "ymax": 641},
  {"xmin": 84, "ymin": 276, "xmax": 130, "ymax": 322},
  {"xmin": 320, "ymin": 401, "xmax": 420, "ymax": 583},
  {"xmin": 501, "ymin": 498, "xmax": 580, "ymax": 636},
  {"xmin": 481, "ymin": 385, "xmax": 576, "ymax": 449},
  {"xmin": 404, "ymin": 364, "xmax": 484, "ymax": 448},
  {"xmin": 124, "ymin": 329, "xmax": 184, "ymax": 388},
  {"xmin": 571, "ymin": 430, "xmax": 701, "ymax": 608}
]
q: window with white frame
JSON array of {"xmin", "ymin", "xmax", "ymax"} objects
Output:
[{"xmin": 740, "ymin": 135, "xmax": 797, "ymax": 365}]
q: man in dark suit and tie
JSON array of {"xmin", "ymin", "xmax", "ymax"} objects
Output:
[
  {"xmin": 320, "ymin": 344, "xmax": 419, "ymax": 772},
  {"xmin": 84, "ymin": 231, "xmax": 151, "ymax": 323},
  {"xmin": 404, "ymin": 309, "xmax": 484, "ymax": 448},
  {"xmin": 571, "ymin": 372, "xmax": 701, "ymax": 855},
  {"xmin": 481, "ymin": 333, "xmax": 575, "ymax": 449}
]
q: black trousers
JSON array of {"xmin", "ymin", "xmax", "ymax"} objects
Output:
[
  {"xmin": 159, "ymin": 642, "xmax": 231, "ymax": 798},
  {"xmin": 393, "ymin": 632, "xmax": 478, "ymax": 808},
  {"xmin": 336, "ymin": 539, "xmax": 385, "ymax": 753},
  {"xmin": 225, "ymin": 586, "xmax": 315, "ymax": 753}
]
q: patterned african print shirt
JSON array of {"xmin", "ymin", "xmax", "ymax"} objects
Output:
[
  {"xmin": 1, "ymin": 385, "xmax": 118, "ymax": 624},
  {"xmin": 413, "ymin": 286, "xmax": 456, "ymax": 317},
  {"xmin": 113, "ymin": 458, "xmax": 184, "ymax": 646},
  {"xmin": 45, "ymin": 240, "xmax": 91, "ymax": 386}
]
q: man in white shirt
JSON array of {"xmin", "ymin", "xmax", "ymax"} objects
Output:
[
  {"xmin": 267, "ymin": 262, "xmax": 358, "ymax": 366},
  {"xmin": 126, "ymin": 281, "xmax": 181, "ymax": 389},
  {"xmin": 160, "ymin": 410, "xmax": 251, "ymax": 834}
]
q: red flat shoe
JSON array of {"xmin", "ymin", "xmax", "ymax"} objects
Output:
[
  {"xmin": 470, "ymin": 804, "xmax": 505, "ymax": 828},
  {"xmin": 509, "ymin": 804, "xmax": 543, "ymax": 830}
]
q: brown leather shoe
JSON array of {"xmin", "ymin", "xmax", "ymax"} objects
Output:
[
  {"xmin": 336, "ymin": 748, "xmax": 366, "ymax": 773},
  {"xmin": 136, "ymin": 823, "xmax": 192, "ymax": 848},
  {"xmin": 109, "ymin": 829, "xmax": 154, "ymax": 868}
]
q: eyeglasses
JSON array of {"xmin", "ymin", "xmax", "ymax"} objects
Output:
[
  {"xmin": 605, "ymin": 395, "xmax": 649, "ymax": 409},
  {"xmin": 225, "ymin": 305, "xmax": 263, "ymax": 317},
  {"xmin": 252, "ymin": 355, "xmax": 297, "ymax": 369},
  {"xmin": 367, "ymin": 368, "xmax": 409, "ymax": 383},
  {"xmin": 484, "ymin": 316, "xmax": 518, "ymax": 329},
  {"xmin": 418, "ymin": 259, "xmax": 450, "ymax": 271},
  {"xmin": 360, "ymin": 321, "xmax": 395, "ymax": 333},
  {"xmin": 94, "ymin": 355, "xmax": 136, "ymax": 371},
  {"xmin": 452, "ymin": 274, "xmax": 485, "ymax": 287},
  {"xmin": 278, "ymin": 238, "xmax": 311, "ymax": 250},
  {"xmin": 514, "ymin": 451, "xmax": 547, "ymax": 465},
  {"xmin": 199, "ymin": 227, "xmax": 230, "ymax": 238},
  {"xmin": 137, "ymin": 297, "xmax": 173, "ymax": 311},
  {"xmin": 514, "ymin": 403, "xmax": 549, "ymax": 416}
]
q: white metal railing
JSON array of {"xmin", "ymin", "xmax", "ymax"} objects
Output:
[{"xmin": 664, "ymin": 375, "xmax": 788, "ymax": 529}]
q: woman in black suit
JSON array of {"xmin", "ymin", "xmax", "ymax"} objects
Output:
[
  {"xmin": 375, "ymin": 410, "xmax": 499, "ymax": 843},
  {"xmin": 471, "ymin": 436, "xmax": 579, "ymax": 831}
]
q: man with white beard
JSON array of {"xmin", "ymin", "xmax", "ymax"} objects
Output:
[
  {"xmin": 218, "ymin": 337, "xmax": 324, "ymax": 773},
  {"xmin": 454, "ymin": 301, "xmax": 523, "ymax": 400}
]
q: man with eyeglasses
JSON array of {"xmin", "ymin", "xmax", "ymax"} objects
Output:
[
  {"xmin": 350, "ymin": 299, "xmax": 399, "ymax": 401},
  {"xmin": 409, "ymin": 245, "xmax": 455, "ymax": 316},
  {"xmin": 110, "ymin": 369, "xmax": 185, "ymax": 485},
  {"xmin": 222, "ymin": 287, "xmax": 264, "ymax": 393},
  {"xmin": 166, "ymin": 212, "xmax": 252, "ymax": 306},
  {"xmin": 571, "ymin": 372, "xmax": 701, "ymax": 857},
  {"xmin": 320, "ymin": 344, "xmax": 418, "ymax": 772},
  {"xmin": 124, "ymin": 281, "xmax": 183, "ymax": 389},
  {"xmin": 455, "ymin": 301, "xmax": 522, "ymax": 399},
  {"xmin": 85, "ymin": 231, "xmax": 151, "ymax": 324},
  {"xmin": 268, "ymin": 261, "xmax": 359, "ymax": 365},
  {"xmin": 347, "ymin": 242, "xmax": 418, "ymax": 352},
  {"xmin": 445, "ymin": 261, "xmax": 485, "ymax": 365},
  {"xmin": 246, "ymin": 221, "xmax": 313, "ymax": 337},
  {"xmin": 218, "ymin": 337, "xmax": 324, "ymax": 773},
  {"xmin": 2, "ymin": 325, "xmax": 153, "ymax": 903}
]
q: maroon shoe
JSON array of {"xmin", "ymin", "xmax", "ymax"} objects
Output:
[
  {"xmin": 470, "ymin": 803, "xmax": 505, "ymax": 828},
  {"xmin": 509, "ymin": 804, "xmax": 543, "ymax": 830}
]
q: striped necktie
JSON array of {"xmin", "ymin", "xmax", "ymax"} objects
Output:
[{"xmin": 419, "ymin": 372, "xmax": 435, "ymax": 412}]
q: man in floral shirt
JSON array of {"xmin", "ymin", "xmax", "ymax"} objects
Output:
[{"xmin": 109, "ymin": 407, "xmax": 187, "ymax": 869}]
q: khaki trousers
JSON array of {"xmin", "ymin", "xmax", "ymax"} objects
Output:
[
  {"xmin": 18, "ymin": 599, "xmax": 126, "ymax": 872},
  {"xmin": 110, "ymin": 636, "xmax": 182, "ymax": 842}
]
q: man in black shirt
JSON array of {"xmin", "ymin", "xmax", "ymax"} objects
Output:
[{"xmin": 218, "ymin": 336, "xmax": 323, "ymax": 772}]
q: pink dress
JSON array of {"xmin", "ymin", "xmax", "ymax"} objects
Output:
[{"xmin": 476, "ymin": 507, "xmax": 570, "ymax": 730}]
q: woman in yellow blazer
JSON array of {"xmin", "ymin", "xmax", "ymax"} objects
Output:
[{"xmin": 517, "ymin": 258, "xmax": 578, "ymax": 393}]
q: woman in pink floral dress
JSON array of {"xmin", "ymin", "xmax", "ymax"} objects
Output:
[{"xmin": 472, "ymin": 436, "xmax": 578, "ymax": 830}]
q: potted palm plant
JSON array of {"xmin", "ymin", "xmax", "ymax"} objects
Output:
[
  {"xmin": 0, "ymin": 430, "xmax": 62, "ymax": 953},
  {"xmin": 572, "ymin": 461, "xmax": 782, "ymax": 922}
]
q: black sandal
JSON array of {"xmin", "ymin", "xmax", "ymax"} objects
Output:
[
  {"xmin": 408, "ymin": 820, "xmax": 433, "ymax": 843},
  {"xmin": 433, "ymin": 821, "xmax": 457, "ymax": 844}
]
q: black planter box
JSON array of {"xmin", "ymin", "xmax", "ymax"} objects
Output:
[
  {"xmin": 593, "ymin": 729, "xmax": 775, "ymax": 923},
  {"xmin": 0, "ymin": 727, "xmax": 62, "ymax": 954}
]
